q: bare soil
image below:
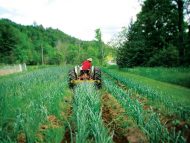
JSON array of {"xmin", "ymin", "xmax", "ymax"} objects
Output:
[
  {"xmin": 17, "ymin": 133, "xmax": 26, "ymax": 143},
  {"xmin": 0, "ymin": 69, "xmax": 21, "ymax": 76},
  {"xmin": 102, "ymin": 93, "xmax": 147, "ymax": 143},
  {"xmin": 61, "ymin": 95, "xmax": 74, "ymax": 143},
  {"xmin": 161, "ymin": 115, "xmax": 190, "ymax": 142}
]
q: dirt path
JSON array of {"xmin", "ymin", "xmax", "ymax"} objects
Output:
[
  {"xmin": 101, "ymin": 93, "xmax": 147, "ymax": 143},
  {"xmin": 61, "ymin": 95, "xmax": 74, "ymax": 143}
]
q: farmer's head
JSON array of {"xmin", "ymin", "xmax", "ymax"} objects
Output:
[{"xmin": 87, "ymin": 58, "xmax": 92, "ymax": 62}]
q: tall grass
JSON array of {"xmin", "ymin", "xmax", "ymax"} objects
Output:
[
  {"xmin": 73, "ymin": 83, "xmax": 112, "ymax": 143},
  {"xmin": 123, "ymin": 67, "xmax": 190, "ymax": 88},
  {"xmin": 0, "ymin": 67, "xmax": 69, "ymax": 142}
]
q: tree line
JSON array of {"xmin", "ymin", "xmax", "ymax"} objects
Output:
[
  {"xmin": 116, "ymin": 0, "xmax": 190, "ymax": 67},
  {"xmin": 0, "ymin": 19, "xmax": 112, "ymax": 65}
]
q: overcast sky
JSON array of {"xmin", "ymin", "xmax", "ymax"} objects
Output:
[{"xmin": 0, "ymin": 0, "xmax": 141, "ymax": 43}]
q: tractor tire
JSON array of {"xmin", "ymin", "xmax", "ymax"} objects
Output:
[
  {"xmin": 68, "ymin": 69, "xmax": 77, "ymax": 89},
  {"xmin": 93, "ymin": 67, "xmax": 102, "ymax": 89}
]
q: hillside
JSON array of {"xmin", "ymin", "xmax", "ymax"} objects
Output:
[{"xmin": 0, "ymin": 19, "xmax": 114, "ymax": 65}]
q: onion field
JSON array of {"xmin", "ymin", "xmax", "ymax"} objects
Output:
[{"xmin": 0, "ymin": 66, "xmax": 190, "ymax": 143}]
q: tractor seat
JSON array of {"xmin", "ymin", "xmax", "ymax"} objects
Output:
[{"xmin": 80, "ymin": 70, "xmax": 90, "ymax": 75}]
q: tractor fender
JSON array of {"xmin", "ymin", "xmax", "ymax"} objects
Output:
[
  {"xmin": 74, "ymin": 65, "xmax": 80, "ymax": 78},
  {"xmin": 91, "ymin": 66, "xmax": 94, "ymax": 76}
]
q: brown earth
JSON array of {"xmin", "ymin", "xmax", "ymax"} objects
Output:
[
  {"xmin": 61, "ymin": 95, "xmax": 74, "ymax": 143},
  {"xmin": 17, "ymin": 133, "xmax": 26, "ymax": 143},
  {"xmin": 0, "ymin": 69, "xmax": 22, "ymax": 76},
  {"xmin": 161, "ymin": 115, "xmax": 190, "ymax": 142},
  {"xmin": 102, "ymin": 93, "xmax": 147, "ymax": 143},
  {"xmin": 62, "ymin": 128, "xmax": 75, "ymax": 143}
]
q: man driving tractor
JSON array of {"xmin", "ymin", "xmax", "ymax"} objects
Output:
[
  {"xmin": 81, "ymin": 58, "xmax": 92, "ymax": 70},
  {"xmin": 80, "ymin": 58, "xmax": 92, "ymax": 78},
  {"xmin": 68, "ymin": 57, "xmax": 101, "ymax": 88}
]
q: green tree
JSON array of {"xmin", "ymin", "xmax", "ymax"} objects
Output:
[
  {"xmin": 117, "ymin": 21, "xmax": 146, "ymax": 67},
  {"xmin": 174, "ymin": 0, "xmax": 185, "ymax": 65},
  {"xmin": 0, "ymin": 19, "xmax": 113, "ymax": 65},
  {"xmin": 0, "ymin": 21, "xmax": 18, "ymax": 63},
  {"xmin": 55, "ymin": 41, "xmax": 68, "ymax": 65},
  {"xmin": 117, "ymin": 0, "xmax": 181, "ymax": 67},
  {"xmin": 95, "ymin": 28, "xmax": 104, "ymax": 65}
]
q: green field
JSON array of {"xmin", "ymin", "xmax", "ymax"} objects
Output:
[
  {"xmin": 123, "ymin": 67, "xmax": 190, "ymax": 88},
  {"xmin": 0, "ymin": 66, "xmax": 190, "ymax": 143}
]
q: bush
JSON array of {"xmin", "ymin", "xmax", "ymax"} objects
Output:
[{"xmin": 147, "ymin": 44, "xmax": 179, "ymax": 67}]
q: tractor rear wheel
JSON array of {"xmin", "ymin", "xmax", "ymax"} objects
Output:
[
  {"xmin": 93, "ymin": 67, "xmax": 101, "ymax": 89},
  {"xmin": 68, "ymin": 69, "xmax": 77, "ymax": 88}
]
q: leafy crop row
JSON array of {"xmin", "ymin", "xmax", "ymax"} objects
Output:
[
  {"xmin": 0, "ymin": 67, "xmax": 69, "ymax": 142},
  {"xmin": 102, "ymin": 68, "xmax": 190, "ymax": 120},
  {"xmin": 103, "ymin": 75, "xmax": 186, "ymax": 143},
  {"xmin": 73, "ymin": 83, "xmax": 112, "ymax": 143}
]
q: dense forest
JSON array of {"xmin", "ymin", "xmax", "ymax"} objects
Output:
[
  {"xmin": 0, "ymin": 19, "xmax": 113, "ymax": 65},
  {"xmin": 116, "ymin": 0, "xmax": 190, "ymax": 67}
]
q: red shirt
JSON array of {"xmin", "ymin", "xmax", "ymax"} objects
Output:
[{"xmin": 82, "ymin": 60, "xmax": 92, "ymax": 70}]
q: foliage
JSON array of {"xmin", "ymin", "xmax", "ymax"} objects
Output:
[
  {"xmin": 95, "ymin": 28, "xmax": 104, "ymax": 65},
  {"xmin": 0, "ymin": 19, "xmax": 112, "ymax": 65},
  {"xmin": 147, "ymin": 44, "xmax": 179, "ymax": 67},
  {"xmin": 116, "ymin": 0, "xmax": 190, "ymax": 67}
]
